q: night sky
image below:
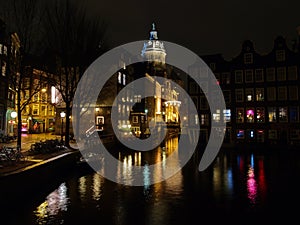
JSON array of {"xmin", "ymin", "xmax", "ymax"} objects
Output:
[{"xmin": 73, "ymin": 0, "xmax": 300, "ymax": 60}]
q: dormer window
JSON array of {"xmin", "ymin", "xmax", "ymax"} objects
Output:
[
  {"xmin": 276, "ymin": 50, "xmax": 285, "ymax": 62},
  {"xmin": 244, "ymin": 53, "xmax": 253, "ymax": 64}
]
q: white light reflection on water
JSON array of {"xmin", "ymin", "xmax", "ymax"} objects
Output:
[{"xmin": 34, "ymin": 183, "xmax": 69, "ymax": 224}]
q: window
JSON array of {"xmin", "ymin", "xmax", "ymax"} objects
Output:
[
  {"xmin": 269, "ymin": 130, "xmax": 278, "ymax": 139},
  {"xmin": 290, "ymin": 106, "xmax": 299, "ymax": 122},
  {"xmin": 255, "ymin": 69, "xmax": 264, "ymax": 82},
  {"xmin": 236, "ymin": 108, "xmax": 244, "ymax": 123},
  {"xmin": 245, "ymin": 88, "xmax": 254, "ymax": 101},
  {"xmin": 289, "ymin": 86, "xmax": 298, "ymax": 101},
  {"xmin": 276, "ymin": 50, "xmax": 285, "ymax": 62},
  {"xmin": 32, "ymin": 104, "xmax": 39, "ymax": 115},
  {"xmin": 278, "ymin": 86, "xmax": 287, "ymax": 101},
  {"xmin": 192, "ymin": 97, "xmax": 198, "ymax": 109},
  {"xmin": 244, "ymin": 53, "xmax": 253, "ymax": 64},
  {"xmin": 288, "ymin": 66, "xmax": 297, "ymax": 80},
  {"xmin": 290, "ymin": 129, "xmax": 300, "ymax": 140},
  {"xmin": 200, "ymin": 114, "xmax": 209, "ymax": 125},
  {"xmin": 223, "ymin": 90, "xmax": 231, "ymax": 104},
  {"xmin": 33, "ymin": 93, "xmax": 39, "ymax": 102},
  {"xmin": 256, "ymin": 107, "xmax": 265, "ymax": 123},
  {"xmin": 200, "ymin": 96, "xmax": 208, "ymax": 110},
  {"xmin": 123, "ymin": 74, "xmax": 126, "ymax": 85},
  {"xmin": 223, "ymin": 109, "xmax": 231, "ymax": 123},
  {"xmin": 221, "ymin": 73, "xmax": 230, "ymax": 84},
  {"xmin": 212, "ymin": 109, "xmax": 220, "ymax": 122},
  {"xmin": 268, "ymin": 107, "xmax": 277, "ymax": 122},
  {"xmin": 189, "ymin": 82, "xmax": 198, "ymax": 94},
  {"xmin": 277, "ymin": 67, "xmax": 286, "ymax": 81},
  {"xmin": 256, "ymin": 88, "xmax": 264, "ymax": 101},
  {"xmin": 235, "ymin": 89, "xmax": 244, "ymax": 102},
  {"xmin": 134, "ymin": 95, "xmax": 141, "ymax": 103},
  {"xmin": 1, "ymin": 61, "xmax": 6, "ymax": 76},
  {"xmin": 245, "ymin": 70, "xmax": 253, "ymax": 83},
  {"xmin": 266, "ymin": 67, "xmax": 275, "ymax": 81},
  {"xmin": 246, "ymin": 108, "xmax": 255, "ymax": 123},
  {"xmin": 118, "ymin": 72, "xmax": 122, "ymax": 84},
  {"xmin": 237, "ymin": 130, "xmax": 245, "ymax": 139},
  {"xmin": 267, "ymin": 87, "xmax": 276, "ymax": 101},
  {"xmin": 235, "ymin": 70, "xmax": 243, "ymax": 83},
  {"xmin": 214, "ymin": 73, "xmax": 220, "ymax": 85},
  {"xmin": 278, "ymin": 107, "xmax": 288, "ymax": 122},
  {"xmin": 132, "ymin": 116, "xmax": 138, "ymax": 123},
  {"xmin": 209, "ymin": 63, "xmax": 216, "ymax": 71}
]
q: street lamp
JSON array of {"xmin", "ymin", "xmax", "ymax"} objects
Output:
[
  {"xmin": 10, "ymin": 111, "xmax": 17, "ymax": 136},
  {"xmin": 60, "ymin": 111, "xmax": 66, "ymax": 143}
]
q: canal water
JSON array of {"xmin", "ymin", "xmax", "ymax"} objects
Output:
[{"xmin": 1, "ymin": 136, "xmax": 300, "ymax": 225}]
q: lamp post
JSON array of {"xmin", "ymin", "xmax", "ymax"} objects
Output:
[
  {"xmin": 60, "ymin": 111, "xmax": 66, "ymax": 143},
  {"xmin": 10, "ymin": 111, "xmax": 17, "ymax": 136}
]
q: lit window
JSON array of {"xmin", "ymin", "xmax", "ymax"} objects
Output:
[
  {"xmin": 223, "ymin": 109, "xmax": 231, "ymax": 123},
  {"xmin": 118, "ymin": 72, "xmax": 122, "ymax": 84},
  {"xmin": 123, "ymin": 74, "xmax": 126, "ymax": 85},
  {"xmin": 212, "ymin": 109, "xmax": 220, "ymax": 122},
  {"xmin": 256, "ymin": 88, "xmax": 264, "ymax": 101},
  {"xmin": 236, "ymin": 108, "xmax": 244, "ymax": 123},
  {"xmin": 237, "ymin": 130, "xmax": 245, "ymax": 139},
  {"xmin": 279, "ymin": 107, "xmax": 288, "ymax": 122},
  {"xmin": 246, "ymin": 108, "xmax": 255, "ymax": 123},
  {"xmin": 268, "ymin": 107, "xmax": 277, "ymax": 122},
  {"xmin": 256, "ymin": 107, "xmax": 265, "ymax": 123},
  {"xmin": 245, "ymin": 88, "xmax": 254, "ymax": 101}
]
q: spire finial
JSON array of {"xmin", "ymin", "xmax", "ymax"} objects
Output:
[{"xmin": 152, "ymin": 22, "xmax": 156, "ymax": 31}]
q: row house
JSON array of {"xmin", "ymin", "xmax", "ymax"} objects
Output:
[{"xmin": 188, "ymin": 35, "xmax": 300, "ymax": 146}]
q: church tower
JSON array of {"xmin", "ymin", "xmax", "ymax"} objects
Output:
[{"xmin": 141, "ymin": 23, "xmax": 166, "ymax": 64}]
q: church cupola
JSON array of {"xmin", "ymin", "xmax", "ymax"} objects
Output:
[{"xmin": 141, "ymin": 23, "xmax": 166, "ymax": 63}]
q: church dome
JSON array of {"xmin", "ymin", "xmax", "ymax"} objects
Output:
[{"xmin": 141, "ymin": 23, "xmax": 166, "ymax": 63}]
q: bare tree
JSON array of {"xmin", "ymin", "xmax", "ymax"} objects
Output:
[
  {"xmin": 0, "ymin": 0, "xmax": 44, "ymax": 148},
  {"xmin": 42, "ymin": 0, "xmax": 107, "ymax": 148}
]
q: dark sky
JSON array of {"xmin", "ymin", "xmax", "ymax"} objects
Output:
[{"xmin": 76, "ymin": 0, "xmax": 300, "ymax": 59}]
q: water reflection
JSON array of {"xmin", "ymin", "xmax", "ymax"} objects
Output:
[
  {"xmin": 34, "ymin": 183, "xmax": 69, "ymax": 224},
  {"xmin": 25, "ymin": 137, "xmax": 298, "ymax": 225}
]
